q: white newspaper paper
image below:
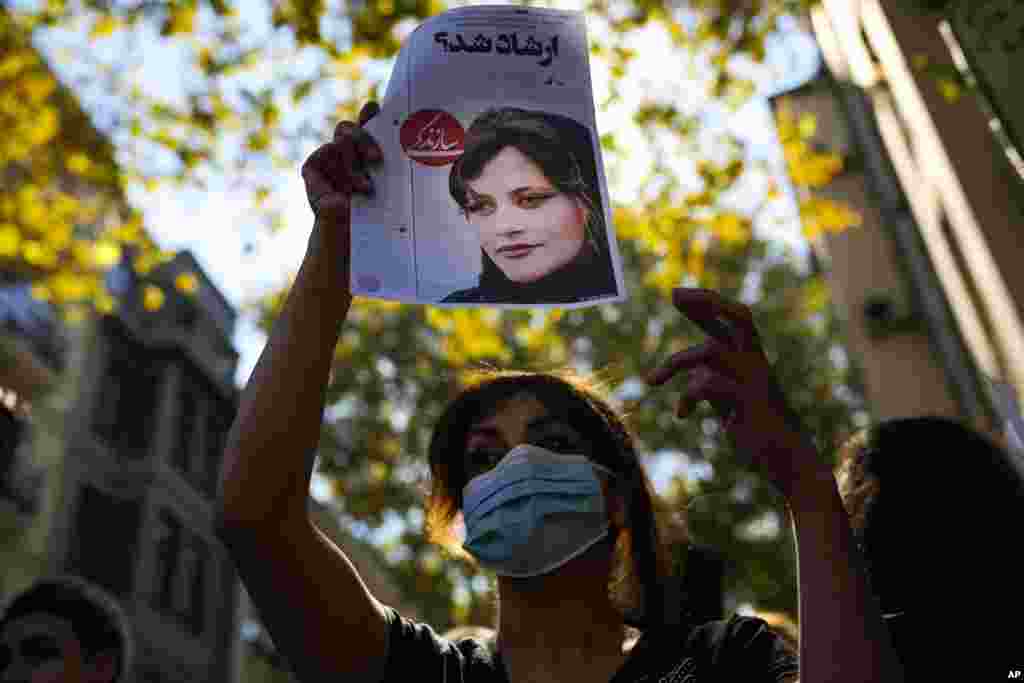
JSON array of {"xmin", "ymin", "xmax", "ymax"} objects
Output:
[{"xmin": 351, "ymin": 5, "xmax": 625, "ymax": 307}]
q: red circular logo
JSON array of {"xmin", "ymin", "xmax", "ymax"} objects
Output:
[{"xmin": 400, "ymin": 110, "xmax": 465, "ymax": 166}]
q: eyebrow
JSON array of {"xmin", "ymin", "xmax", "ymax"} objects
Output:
[{"xmin": 466, "ymin": 185, "xmax": 553, "ymax": 201}]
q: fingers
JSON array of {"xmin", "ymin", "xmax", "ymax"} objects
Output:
[
  {"xmin": 302, "ymin": 139, "xmax": 365, "ymax": 200},
  {"xmin": 676, "ymin": 366, "xmax": 741, "ymax": 423},
  {"xmin": 672, "ymin": 288, "xmax": 758, "ymax": 349},
  {"xmin": 334, "ymin": 104, "xmax": 383, "ymax": 164},
  {"xmin": 646, "ymin": 341, "xmax": 719, "ymax": 386}
]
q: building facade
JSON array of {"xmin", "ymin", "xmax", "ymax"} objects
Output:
[
  {"xmin": 1, "ymin": 252, "xmax": 243, "ymax": 683},
  {"xmin": 774, "ymin": 0, "xmax": 1024, "ymax": 447}
]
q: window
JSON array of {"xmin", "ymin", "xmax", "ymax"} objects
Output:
[
  {"xmin": 68, "ymin": 486, "xmax": 141, "ymax": 596},
  {"xmin": 152, "ymin": 511, "xmax": 206, "ymax": 636},
  {"xmin": 203, "ymin": 400, "xmax": 234, "ymax": 496},
  {"xmin": 92, "ymin": 323, "xmax": 163, "ymax": 458},
  {"xmin": 175, "ymin": 371, "xmax": 199, "ymax": 476}
]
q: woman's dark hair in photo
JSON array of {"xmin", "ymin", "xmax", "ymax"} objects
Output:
[
  {"xmin": 0, "ymin": 575, "xmax": 132, "ymax": 681},
  {"xmin": 423, "ymin": 370, "xmax": 675, "ymax": 629},
  {"xmin": 446, "ymin": 107, "xmax": 617, "ymax": 304}
]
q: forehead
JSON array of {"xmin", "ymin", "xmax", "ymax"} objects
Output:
[
  {"xmin": 471, "ymin": 392, "xmax": 552, "ymax": 432},
  {"xmin": 1, "ymin": 613, "xmax": 79, "ymax": 646},
  {"xmin": 470, "ymin": 146, "xmax": 547, "ymax": 191}
]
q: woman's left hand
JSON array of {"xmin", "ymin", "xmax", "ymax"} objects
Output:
[{"xmin": 646, "ymin": 287, "xmax": 833, "ymax": 503}]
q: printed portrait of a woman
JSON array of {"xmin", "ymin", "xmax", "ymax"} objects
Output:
[{"xmin": 441, "ymin": 107, "xmax": 619, "ymax": 304}]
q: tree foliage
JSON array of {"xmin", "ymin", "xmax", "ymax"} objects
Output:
[{"xmin": 1, "ymin": 0, "xmax": 870, "ymax": 631}]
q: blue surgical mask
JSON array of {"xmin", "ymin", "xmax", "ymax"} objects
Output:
[{"xmin": 461, "ymin": 443, "xmax": 615, "ymax": 577}]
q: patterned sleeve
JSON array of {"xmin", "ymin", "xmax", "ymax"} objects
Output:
[
  {"xmin": 690, "ymin": 615, "xmax": 799, "ymax": 682},
  {"xmin": 377, "ymin": 606, "xmax": 493, "ymax": 683}
]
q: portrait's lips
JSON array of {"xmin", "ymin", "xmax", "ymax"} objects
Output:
[{"xmin": 497, "ymin": 243, "xmax": 542, "ymax": 259}]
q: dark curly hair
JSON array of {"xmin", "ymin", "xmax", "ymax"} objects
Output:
[{"xmin": 835, "ymin": 416, "xmax": 1024, "ymax": 612}]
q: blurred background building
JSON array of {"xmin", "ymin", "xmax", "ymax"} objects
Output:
[
  {"xmin": 0, "ymin": 34, "xmax": 420, "ymax": 680},
  {"xmin": 773, "ymin": 0, "xmax": 1024, "ymax": 451},
  {"xmin": 1, "ymin": 250, "xmax": 243, "ymax": 683}
]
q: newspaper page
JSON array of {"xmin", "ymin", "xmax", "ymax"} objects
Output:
[{"xmin": 351, "ymin": 5, "xmax": 626, "ymax": 308}]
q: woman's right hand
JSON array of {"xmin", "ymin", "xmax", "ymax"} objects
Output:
[{"xmin": 301, "ymin": 102, "xmax": 382, "ymax": 283}]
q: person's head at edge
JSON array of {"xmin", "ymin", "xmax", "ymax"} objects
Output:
[
  {"xmin": 0, "ymin": 576, "xmax": 130, "ymax": 683},
  {"xmin": 423, "ymin": 369, "xmax": 675, "ymax": 632},
  {"xmin": 449, "ymin": 108, "xmax": 611, "ymax": 293},
  {"xmin": 834, "ymin": 415, "xmax": 1024, "ymax": 653}
]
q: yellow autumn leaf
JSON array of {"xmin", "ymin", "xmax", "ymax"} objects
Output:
[
  {"xmin": 65, "ymin": 152, "xmax": 93, "ymax": 174},
  {"xmin": 21, "ymin": 74, "xmax": 56, "ymax": 102},
  {"xmin": 52, "ymin": 272, "xmax": 92, "ymax": 301},
  {"xmin": 62, "ymin": 305, "xmax": 88, "ymax": 325},
  {"xmin": 30, "ymin": 284, "xmax": 51, "ymax": 301},
  {"xmin": 686, "ymin": 242, "xmax": 705, "ymax": 284},
  {"xmin": 0, "ymin": 223, "xmax": 20, "ymax": 257},
  {"xmin": 95, "ymin": 291, "xmax": 116, "ymax": 315},
  {"xmin": 797, "ymin": 113, "xmax": 817, "ymax": 140},
  {"xmin": 90, "ymin": 15, "xmax": 121, "ymax": 38},
  {"xmin": 44, "ymin": 222, "xmax": 72, "ymax": 251},
  {"xmin": 134, "ymin": 253, "xmax": 158, "ymax": 275},
  {"xmin": 109, "ymin": 220, "xmax": 142, "ymax": 244},
  {"xmin": 0, "ymin": 52, "xmax": 37, "ymax": 79},
  {"xmin": 175, "ymin": 272, "xmax": 199, "ymax": 294},
  {"xmin": 938, "ymin": 79, "xmax": 962, "ymax": 103},
  {"xmin": 26, "ymin": 107, "xmax": 58, "ymax": 146},
  {"xmin": 711, "ymin": 213, "xmax": 751, "ymax": 245},
  {"xmin": 142, "ymin": 285, "xmax": 165, "ymax": 311},
  {"xmin": 644, "ymin": 252, "xmax": 685, "ymax": 296},
  {"xmin": 22, "ymin": 240, "xmax": 57, "ymax": 268},
  {"xmin": 166, "ymin": 5, "xmax": 196, "ymax": 35},
  {"xmin": 93, "ymin": 241, "xmax": 122, "ymax": 268}
]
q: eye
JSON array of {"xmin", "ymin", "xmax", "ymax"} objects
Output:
[
  {"xmin": 464, "ymin": 200, "xmax": 494, "ymax": 216},
  {"xmin": 518, "ymin": 193, "xmax": 554, "ymax": 209}
]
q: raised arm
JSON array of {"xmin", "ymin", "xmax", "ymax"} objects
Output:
[
  {"xmin": 647, "ymin": 287, "xmax": 903, "ymax": 683},
  {"xmin": 215, "ymin": 103, "xmax": 390, "ymax": 683}
]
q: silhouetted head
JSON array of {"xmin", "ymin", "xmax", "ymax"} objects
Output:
[{"xmin": 0, "ymin": 577, "xmax": 130, "ymax": 683}]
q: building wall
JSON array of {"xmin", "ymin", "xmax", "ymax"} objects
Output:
[
  {"xmin": 1, "ymin": 255, "xmax": 244, "ymax": 683},
  {"xmin": 793, "ymin": 0, "xmax": 1024, "ymax": 434},
  {"xmin": 0, "ymin": 321, "xmax": 92, "ymax": 597}
]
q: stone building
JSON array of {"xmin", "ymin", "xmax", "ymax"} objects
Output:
[
  {"xmin": 772, "ymin": 0, "xmax": 1024, "ymax": 447},
  {"xmin": 0, "ymin": 8, "xmax": 427, "ymax": 682},
  {"xmin": 1, "ymin": 252, "xmax": 243, "ymax": 683}
]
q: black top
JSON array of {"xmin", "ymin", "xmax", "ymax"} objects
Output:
[
  {"xmin": 440, "ymin": 243, "xmax": 618, "ymax": 305},
  {"xmin": 377, "ymin": 607, "xmax": 798, "ymax": 683}
]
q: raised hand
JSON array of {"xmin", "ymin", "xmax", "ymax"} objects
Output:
[
  {"xmin": 646, "ymin": 287, "xmax": 832, "ymax": 502},
  {"xmin": 300, "ymin": 102, "xmax": 382, "ymax": 282}
]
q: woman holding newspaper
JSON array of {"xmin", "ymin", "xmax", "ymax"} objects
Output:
[
  {"xmin": 216, "ymin": 102, "xmax": 903, "ymax": 683},
  {"xmin": 441, "ymin": 107, "xmax": 619, "ymax": 304}
]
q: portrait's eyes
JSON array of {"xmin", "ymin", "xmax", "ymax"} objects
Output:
[
  {"xmin": 464, "ymin": 199, "xmax": 495, "ymax": 216},
  {"xmin": 517, "ymin": 192, "xmax": 555, "ymax": 209}
]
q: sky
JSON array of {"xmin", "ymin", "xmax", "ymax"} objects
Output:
[
  {"xmin": 25, "ymin": 2, "xmax": 822, "ymax": 518},
  {"xmin": 25, "ymin": 1, "xmax": 821, "ymax": 392}
]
